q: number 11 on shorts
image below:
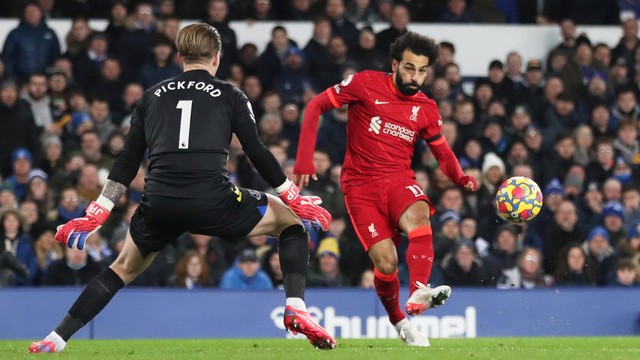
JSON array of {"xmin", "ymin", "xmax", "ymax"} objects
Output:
[{"xmin": 406, "ymin": 185, "xmax": 424, "ymax": 197}]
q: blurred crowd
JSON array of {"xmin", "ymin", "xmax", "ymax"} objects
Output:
[{"xmin": 0, "ymin": 0, "xmax": 639, "ymax": 291}]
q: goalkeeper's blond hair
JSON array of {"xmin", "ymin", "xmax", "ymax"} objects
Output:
[{"xmin": 175, "ymin": 23, "xmax": 221, "ymax": 64}]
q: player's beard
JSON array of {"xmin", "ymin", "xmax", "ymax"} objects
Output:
[{"xmin": 395, "ymin": 71, "xmax": 420, "ymax": 96}]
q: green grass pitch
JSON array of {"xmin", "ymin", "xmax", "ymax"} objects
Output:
[{"xmin": 2, "ymin": 337, "xmax": 640, "ymax": 359}]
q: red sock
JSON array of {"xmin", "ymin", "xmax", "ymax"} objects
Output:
[
  {"xmin": 373, "ymin": 268, "xmax": 405, "ymax": 325},
  {"xmin": 406, "ymin": 226, "xmax": 434, "ymax": 295}
]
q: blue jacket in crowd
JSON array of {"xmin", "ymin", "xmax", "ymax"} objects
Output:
[
  {"xmin": 2, "ymin": 20, "xmax": 60, "ymax": 81},
  {"xmin": 219, "ymin": 264, "xmax": 273, "ymax": 290}
]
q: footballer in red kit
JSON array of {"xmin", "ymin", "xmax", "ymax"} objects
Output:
[{"xmin": 294, "ymin": 32, "xmax": 477, "ymax": 347}]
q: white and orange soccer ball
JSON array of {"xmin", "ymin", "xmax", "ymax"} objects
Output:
[{"xmin": 495, "ymin": 176, "xmax": 543, "ymax": 223}]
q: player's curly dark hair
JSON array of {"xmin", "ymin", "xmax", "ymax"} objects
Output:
[{"xmin": 389, "ymin": 32, "xmax": 439, "ymax": 67}]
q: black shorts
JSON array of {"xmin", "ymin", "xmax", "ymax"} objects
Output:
[{"xmin": 129, "ymin": 185, "xmax": 268, "ymax": 257}]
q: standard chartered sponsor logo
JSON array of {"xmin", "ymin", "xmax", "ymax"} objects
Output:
[
  {"xmin": 368, "ymin": 117, "xmax": 415, "ymax": 142},
  {"xmin": 383, "ymin": 122, "xmax": 415, "ymax": 142},
  {"xmin": 368, "ymin": 116, "xmax": 382, "ymax": 134}
]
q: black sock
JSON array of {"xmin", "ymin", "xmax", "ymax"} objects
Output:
[
  {"xmin": 55, "ymin": 268, "xmax": 125, "ymax": 341},
  {"xmin": 279, "ymin": 224, "xmax": 308, "ymax": 300}
]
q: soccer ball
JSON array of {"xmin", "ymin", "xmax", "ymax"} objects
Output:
[{"xmin": 495, "ymin": 176, "xmax": 543, "ymax": 223}]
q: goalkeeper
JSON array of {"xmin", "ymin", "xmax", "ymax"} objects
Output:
[{"xmin": 29, "ymin": 23, "xmax": 335, "ymax": 353}]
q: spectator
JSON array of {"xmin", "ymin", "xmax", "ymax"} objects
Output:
[
  {"xmin": 0, "ymin": 80, "xmax": 40, "ymax": 179},
  {"xmin": 359, "ymin": 268, "xmax": 375, "ymax": 289},
  {"xmin": 119, "ymin": 1, "xmax": 159, "ymax": 81},
  {"xmin": 75, "ymin": 164, "xmax": 102, "ymax": 204},
  {"xmin": 611, "ymin": 18, "xmax": 640, "ymax": 68},
  {"xmin": 614, "ymin": 120, "xmax": 640, "ymax": 165},
  {"xmin": 572, "ymin": 124, "xmax": 594, "ymax": 166},
  {"xmin": 79, "ymin": 129, "xmax": 115, "ymax": 173},
  {"xmin": 104, "ymin": 1, "xmax": 128, "ymax": 57},
  {"xmin": 455, "ymin": 215, "xmax": 486, "ymax": 254},
  {"xmin": 351, "ymin": 26, "xmax": 386, "ymax": 72},
  {"xmin": 169, "ymin": 249, "xmax": 214, "ymax": 289},
  {"xmin": 43, "ymin": 246, "xmax": 103, "ymax": 286},
  {"xmin": 497, "ymin": 247, "xmax": 552, "ymax": 289},
  {"xmin": 325, "ymin": 0, "xmax": 359, "ymax": 50},
  {"xmin": 86, "ymin": 99, "xmax": 113, "ymax": 144},
  {"xmin": 248, "ymin": 0, "xmax": 276, "ymax": 21},
  {"xmin": 554, "ymin": 242, "xmax": 597, "ymax": 286},
  {"xmin": 0, "ymin": 187, "xmax": 19, "ymax": 210},
  {"xmin": 1, "ymin": 1, "xmax": 60, "ymax": 82},
  {"xmin": 440, "ymin": 238, "xmax": 486, "ymax": 286},
  {"xmin": 589, "ymin": 103, "xmax": 616, "ymax": 138},
  {"xmin": 543, "ymin": 134, "xmax": 575, "ymax": 186},
  {"xmin": 220, "ymin": 248, "xmax": 273, "ymax": 289},
  {"xmin": 610, "ymin": 258, "xmax": 639, "ymax": 287},
  {"xmin": 304, "ymin": 16, "xmax": 333, "ymax": 89},
  {"xmin": 3, "ymin": 148, "xmax": 34, "ymax": 202},
  {"xmin": 582, "ymin": 225, "xmax": 617, "ymax": 285},
  {"xmin": 307, "ymin": 236, "xmax": 346, "ymax": 287},
  {"xmin": 64, "ymin": 16, "xmax": 95, "ymax": 63},
  {"xmin": 285, "ymin": 0, "xmax": 315, "ymax": 20},
  {"xmin": 0, "ymin": 208, "xmax": 37, "ymax": 285},
  {"xmin": 53, "ymin": 187, "xmax": 85, "ymax": 227},
  {"xmin": 317, "ymin": 105, "xmax": 348, "ymax": 165},
  {"xmin": 273, "ymin": 46, "xmax": 315, "ymax": 104},
  {"xmin": 32, "ymin": 226, "xmax": 63, "ymax": 285},
  {"xmin": 586, "ymin": 139, "xmax": 616, "ymax": 185},
  {"xmin": 137, "ymin": 36, "xmax": 181, "ymax": 90},
  {"xmin": 610, "ymin": 86, "xmax": 639, "ymax": 129},
  {"xmin": 205, "ymin": 0, "xmax": 238, "ymax": 81},
  {"xmin": 304, "ymin": 149, "xmax": 344, "ymax": 217},
  {"xmin": 21, "ymin": 72, "xmax": 53, "ymax": 131},
  {"xmin": 602, "ymin": 200, "xmax": 626, "ymax": 248},
  {"xmin": 19, "ymin": 199, "xmax": 48, "ymax": 240},
  {"xmin": 114, "ymin": 83, "xmax": 144, "ymax": 127},
  {"xmin": 346, "ymin": 0, "xmax": 379, "ymax": 24},
  {"xmin": 178, "ymin": 233, "xmax": 228, "ymax": 287},
  {"xmin": 433, "ymin": 210, "xmax": 462, "ymax": 262},
  {"xmin": 440, "ymin": 0, "xmax": 478, "ymax": 23},
  {"xmin": 25, "ymin": 168, "xmax": 55, "ymax": 222},
  {"xmin": 542, "ymin": 200, "xmax": 585, "ymax": 274},
  {"xmin": 482, "ymin": 224, "xmax": 521, "ymax": 285},
  {"xmin": 375, "ymin": 4, "xmax": 409, "ymax": 56},
  {"xmin": 622, "ymin": 187, "xmax": 640, "ymax": 230},
  {"xmin": 72, "ymin": 32, "xmax": 110, "ymax": 94},
  {"xmin": 475, "ymin": 152, "xmax": 506, "ymax": 218},
  {"xmin": 548, "ymin": 19, "xmax": 577, "ymax": 65},
  {"xmin": 257, "ymin": 26, "xmax": 296, "ymax": 90},
  {"xmin": 525, "ymin": 178, "xmax": 564, "ymax": 251},
  {"xmin": 261, "ymin": 246, "xmax": 282, "ymax": 288}
]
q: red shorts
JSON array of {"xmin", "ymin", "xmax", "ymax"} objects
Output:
[{"xmin": 343, "ymin": 174, "xmax": 435, "ymax": 251}]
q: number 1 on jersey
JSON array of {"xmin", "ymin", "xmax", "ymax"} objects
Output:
[{"xmin": 176, "ymin": 100, "xmax": 193, "ymax": 149}]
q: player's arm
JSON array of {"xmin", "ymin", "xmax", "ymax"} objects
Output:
[
  {"xmin": 293, "ymin": 90, "xmax": 337, "ymax": 187},
  {"xmin": 294, "ymin": 74, "xmax": 361, "ymax": 188},
  {"xmin": 426, "ymin": 133, "xmax": 477, "ymax": 191},
  {"xmin": 232, "ymin": 92, "xmax": 331, "ymax": 230},
  {"xmin": 55, "ymin": 107, "xmax": 148, "ymax": 250}
]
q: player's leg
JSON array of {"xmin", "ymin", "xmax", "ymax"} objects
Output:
[
  {"xmin": 29, "ymin": 230, "xmax": 159, "ymax": 353},
  {"xmin": 398, "ymin": 200, "xmax": 451, "ymax": 316},
  {"xmin": 367, "ymin": 238, "xmax": 406, "ymax": 323},
  {"xmin": 369, "ymin": 240, "xmax": 429, "ymax": 346},
  {"xmin": 248, "ymin": 193, "xmax": 335, "ymax": 350}
]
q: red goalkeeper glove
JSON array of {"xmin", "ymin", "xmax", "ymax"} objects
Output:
[
  {"xmin": 276, "ymin": 179, "xmax": 332, "ymax": 232},
  {"xmin": 457, "ymin": 175, "xmax": 478, "ymax": 192},
  {"xmin": 55, "ymin": 198, "xmax": 112, "ymax": 250}
]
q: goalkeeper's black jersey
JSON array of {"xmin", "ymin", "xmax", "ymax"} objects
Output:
[{"xmin": 108, "ymin": 69, "xmax": 285, "ymax": 198}]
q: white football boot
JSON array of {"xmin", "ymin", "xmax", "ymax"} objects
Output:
[
  {"xmin": 394, "ymin": 318, "xmax": 430, "ymax": 347},
  {"xmin": 405, "ymin": 281, "xmax": 452, "ymax": 316}
]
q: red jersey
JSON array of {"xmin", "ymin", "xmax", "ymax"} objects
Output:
[{"xmin": 325, "ymin": 70, "xmax": 442, "ymax": 187}]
